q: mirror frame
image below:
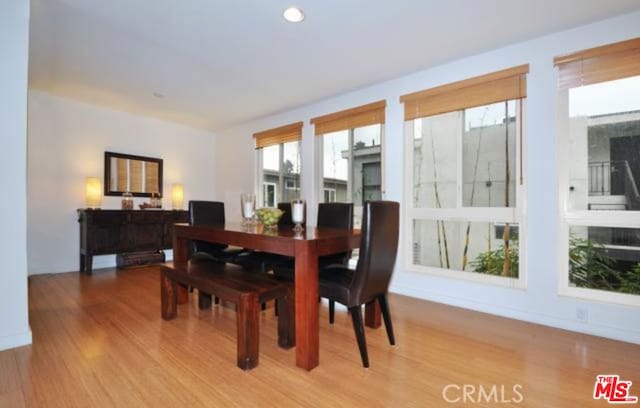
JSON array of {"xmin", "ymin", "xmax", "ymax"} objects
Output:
[{"xmin": 104, "ymin": 151, "xmax": 164, "ymax": 197}]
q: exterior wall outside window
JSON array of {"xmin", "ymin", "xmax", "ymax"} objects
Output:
[
  {"xmin": 558, "ymin": 75, "xmax": 640, "ymax": 305},
  {"xmin": 406, "ymin": 100, "xmax": 525, "ymax": 287}
]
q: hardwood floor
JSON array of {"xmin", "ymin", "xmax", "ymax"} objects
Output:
[{"xmin": 1, "ymin": 266, "xmax": 638, "ymax": 407}]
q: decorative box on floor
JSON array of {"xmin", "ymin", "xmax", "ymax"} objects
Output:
[{"xmin": 116, "ymin": 250, "xmax": 166, "ymax": 268}]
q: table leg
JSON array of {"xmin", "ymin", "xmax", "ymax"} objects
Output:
[
  {"xmin": 294, "ymin": 240, "xmax": 319, "ymax": 371},
  {"xmin": 365, "ymin": 299, "xmax": 382, "ymax": 328},
  {"xmin": 173, "ymin": 234, "xmax": 190, "ymax": 304}
]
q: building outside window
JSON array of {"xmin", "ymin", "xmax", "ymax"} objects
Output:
[
  {"xmin": 263, "ymin": 182, "xmax": 277, "ymax": 207},
  {"xmin": 312, "ymin": 101, "xmax": 386, "ymax": 227},
  {"xmin": 254, "ymin": 122, "xmax": 303, "ymax": 208},
  {"xmin": 556, "ymin": 39, "xmax": 640, "ymax": 304},
  {"xmin": 401, "ymin": 66, "xmax": 528, "ymax": 286}
]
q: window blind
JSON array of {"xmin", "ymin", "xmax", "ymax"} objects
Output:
[
  {"xmin": 310, "ymin": 100, "xmax": 386, "ymax": 136},
  {"xmin": 400, "ymin": 65, "xmax": 529, "ymax": 121},
  {"xmin": 554, "ymin": 37, "xmax": 640, "ymax": 90},
  {"xmin": 253, "ymin": 121, "xmax": 303, "ymax": 149}
]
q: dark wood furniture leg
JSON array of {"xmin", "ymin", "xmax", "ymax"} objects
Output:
[
  {"xmin": 277, "ymin": 289, "xmax": 295, "ymax": 349},
  {"xmin": 294, "ymin": 240, "xmax": 319, "ymax": 370},
  {"xmin": 80, "ymin": 254, "xmax": 93, "ymax": 274},
  {"xmin": 329, "ymin": 300, "xmax": 335, "ymax": 324},
  {"xmin": 349, "ymin": 305, "xmax": 369, "ymax": 368},
  {"xmin": 173, "ymin": 234, "xmax": 190, "ymax": 304},
  {"xmin": 365, "ymin": 299, "xmax": 381, "ymax": 328},
  {"xmin": 236, "ymin": 293, "xmax": 259, "ymax": 370},
  {"xmin": 198, "ymin": 291, "xmax": 212, "ymax": 310},
  {"xmin": 378, "ymin": 294, "xmax": 395, "ymax": 345},
  {"xmin": 161, "ymin": 271, "xmax": 177, "ymax": 320}
]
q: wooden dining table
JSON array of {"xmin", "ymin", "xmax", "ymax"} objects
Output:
[{"xmin": 171, "ymin": 222, "xmax": 382, "ymax": 371}]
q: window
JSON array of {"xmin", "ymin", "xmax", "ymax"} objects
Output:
[
  {"xmin": 263, "ymin": 182, "xmax": 277, "ymax": 207},
  {"xmin": 323, "ymin": 188, "xmax": 337, "ymax": 202},
  {"xmin": 312, "ymin": 101, "xmax": 386, "ymax": 227},
  {"xmin": 284, "ymin": 179, "xmax": 299, "ymax": 190},
  {"xmin": 401, "ymin": 65, "xmax": 528, "ymax": 285},
  {"xmin": 556, "ymin": 38, "xmax": 640, "ymax": 304},
  {"xmin": 254, "ymin": 122, "xmax": 303, "ymax": 208}
]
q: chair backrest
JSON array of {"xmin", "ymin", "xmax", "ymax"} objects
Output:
[
  {"xmin": 188, "ymin": 200, "xmax": 227, "ymax": 253},
  {"xmin": 317, "ymin": 202, "xmax": 353, "ymax": 230},
  {"xmin": 350, "ymin": 201, "xmax": 400, "ymax": 305},
  {"xmin": 277, "ymin": 202, "xmax": 307, "ymax": 227},
  {"xmin": 317, "ymin": 202, "xmax": 354, "ymax": 265}
]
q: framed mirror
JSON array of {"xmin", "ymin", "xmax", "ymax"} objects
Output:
[{"xmin": 104, "ymin": 151, "xmax": 163, "ymax": 197}]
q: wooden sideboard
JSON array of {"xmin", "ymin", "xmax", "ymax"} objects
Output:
[{"xmin": 77, "ymin": 209, "xmax": 188, "ymax": 273}]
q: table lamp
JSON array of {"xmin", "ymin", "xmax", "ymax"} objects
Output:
[
  {"xmin": 172, "ymin": 183, "xmax": 184, "ymax": 210},
  {"xmin": 86, "ymin": 177, "xmax": 102, "ymax": 208}
]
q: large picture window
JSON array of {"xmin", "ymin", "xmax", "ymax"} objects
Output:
[
  {"xmin": 401, "ymin": 65, "xmax": 528, "ymax": 285},
  {"xmin": 556, "ymin": 38, "xmax": 640, "ymax": 304},
  {"xmin": 312, "ymin": 101, "xmax": 386, "ymax": 227},
  {"xmin": 254, "ymin": 122, "xmax": 303, "ymax": 207}
]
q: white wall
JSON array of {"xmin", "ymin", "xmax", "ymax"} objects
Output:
[
  {"xmin": 27, "ymin": 91, "xmax": 217, "ymax": 274},
  {"xmin": 0, "ymin": 0, "xmax": 32, "ymax": 350},
  {"xmin": 213, "ymin": 11, "xmax": 640, "ymax": 344}
]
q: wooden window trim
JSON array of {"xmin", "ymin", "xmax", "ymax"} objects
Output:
[
  {"xmin": 253, "ymin": 121, "xmax": 303, "ymax": 149},
  {"xmin": 399, "ymin": 65, "xmax": 529, "ymax": 121},
  {"xmin": 310, "ymin": 100, "xmax": 386, "ymax": 136},
  {"xmin": 554, "ymin": 37, "xmax": 640, "ymax": 90}
]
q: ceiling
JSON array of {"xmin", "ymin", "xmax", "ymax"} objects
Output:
[{"xmin": 29, "ymin": 0, "xmax": 640, "ymax": 132}]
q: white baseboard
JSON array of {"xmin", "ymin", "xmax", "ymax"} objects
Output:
[
  {"xmin": 389, "ymin": 283, "xmax": 640, "ymax": 345},
  {"xmin": 0, "ymin": 328, "xmax": 32, "ymax": 351}
]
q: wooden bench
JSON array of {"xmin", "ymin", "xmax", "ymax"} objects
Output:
[{"xmin": 160, "ymin": 260, "xmax": 295, "ymax": 370}]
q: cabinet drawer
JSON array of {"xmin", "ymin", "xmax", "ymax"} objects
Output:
[
  {"xmin": 89, "ymin": 211, "xmax": 126, "ymax": 225},
  {"xmin": 129, "ymin": 211, "xmax": 164, "ymax": 224}
]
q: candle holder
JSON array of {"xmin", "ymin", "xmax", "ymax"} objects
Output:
[
  {"xmin": 291, "ymin": 199, "xmax": 305, "ymax": 234},
  {"xmin": 241, "ymin": 193, "xmax": 256, "ymax": 225}
]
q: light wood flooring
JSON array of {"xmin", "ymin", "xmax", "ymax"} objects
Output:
[{"xmin": 0, "ymin": 266, "xmax": 638, "ymax": 407}]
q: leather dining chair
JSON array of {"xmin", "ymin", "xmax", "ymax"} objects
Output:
[
  {"xmin": 231, "ymin": 202, "xmax": 307, "ymax": 273},
  {"xmin": 188, "ymin": 201, "xmax": 244, "ymax": 263},
  {"xmin": 274, "ymin": 202, "xmax": 354, "ymax": 319},
  {"xmin": 317, "ymin": 200, "xmax": 399, "ymax": 368}
]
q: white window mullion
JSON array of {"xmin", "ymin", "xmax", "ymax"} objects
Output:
[{"xmin": 409, "ymin": 207, "xmax": 517, "ymax": 223}]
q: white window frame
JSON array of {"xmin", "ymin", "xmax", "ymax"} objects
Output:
[
  {"xmin": 315, "ymin": 125, "xmax": 386, "ymax": 225},
  {"xmin": 323, "ymin": 188, "xmax": 337, "ymax": 202},
  {"xmin": 256, "ymin": 141, "xmax": 302, "ymax": 208},
  {"xmin": 263, "ymin": 182, "xmax": 277, "ymax": 207},
  {"xmin": 556, "ymin": 87, "xmax": 640, "ymax": 306},
  {"xmin": 284, "ymin": 179, "xmax": 300, "ymax": 191},
  {"xmin": 402, "ymin": 101, "xmax": 527, "ymax": 289}
]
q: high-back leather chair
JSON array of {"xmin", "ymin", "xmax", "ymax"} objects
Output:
[
  {"xmin": 189, "ymin": 201, "xmax": 241, "ymax": 262},
  {"xmin": 318, "ymin": 200, "xmax": 399, "ymax": 367},
  {"xmin": 317, "ymin": 202, "xmax": 354, "ymax": 266}
]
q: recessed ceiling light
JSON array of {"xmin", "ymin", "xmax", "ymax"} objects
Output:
[{"xmin": 283, "ymin": 7, "xmax": 304, "ymax": 23}]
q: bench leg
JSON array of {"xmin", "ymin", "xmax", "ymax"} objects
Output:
[
  {"xmin": 236, "ymin": 294, "xmax": 259, "ymax": 370},
  {"xmin": 277, "ymin": 290, "xmax": 295, "ymax": 349},
  {"xmin": 198, "ymin": 291, "xmax": 212, "ymax": 310},
  {"xmin": 161, "ymin": 271, "xmax": 178, "ymax": 320}
]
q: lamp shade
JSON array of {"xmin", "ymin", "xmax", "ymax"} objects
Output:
[
  {"xmin": 172, "ymin": 183, "xmax": 184, "ymax": 210},
  {"xmin": 86, "ymin": 177, "xmax": 102, "ymax": 208}
]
